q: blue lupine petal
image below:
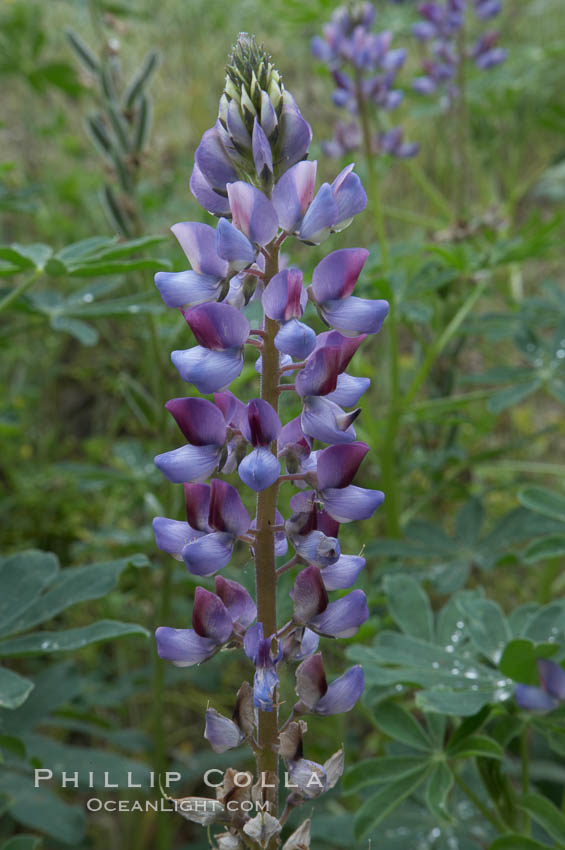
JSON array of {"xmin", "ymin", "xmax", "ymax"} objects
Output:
[
  {"xmin": 298, "ymin": 183, "xmax": 338, "ymax": 244},
  {"xmin": 155, "ymin": 270, "xmax": 223, "ymax": 308},
  {"xmin": 325, "ymin": 374, "xmax": 370, "ymax": 407},
  {"xmin": 209, "ymin": 478, "xmax": 251, "ymax": 537},
  {"xmin": 291, "ymin": 565, "xmax": 329, "ymax": 625},
  {"xmin": 272, "ymin": 161, "xmax": 317, "ymax": 233},
  {"xmin": 170, "ymin": 221, "xmax": 228, "ymax": 278},
  {"xmin": 301, "ymin": 396, "xmax": 358, "ymax": 444},
  {"xmin": 309, "ymin": 589, "xmax": 369, "ymax": 638},
  {"xmin": 320, "ymin": 295, "xmax": 389, "ymax": 335},
  {"xmin": 227, "ymin": 182, "xmax": 279, "ymax": 246},
  {"xmin": 252, "ymin": 118, "xmax": 273, "ymax": 179},
  {"xmin": 275, "ymin": 319, "xmax": 317, "ymax": 359},
  {"xmin": 194, "ymin": 126, "xmax": 238, "ymax": 192},
  {"xmin": 154, "ymin": 444, "xmax": 222, "ymax": 484},
  {"xmin": 275, "ymin": 90, "xmax": 313, "ymax": 174},
  {"xmin": 292, "ymin": 531, "xmax": 341, "ymax": 568},
  {"xmin": 515, "ymin": 684, "xmax": 558, "ymax": 712},
  {"xmin": 253, "ymin": 666, "xmax": 280, "ymax": 711},
  {"xmin": 182, "ymin": 531, "xmax": 235, "ymax": 576},
  {"xmin": 321, "ymin": 555, "xmax": 365, "ymax": 590},
  {"xmin": 216, "ymin": 218, "xmax": 256, "ymax": 270},
  {"xmin": 155, "ymin": 626, "xmax": 218, "ymax": 666},
  {"xmin": 239, "ymin": 447, "xmax": 280, "ymax": 492},
  {"xmin": 152, "ymin": 517, "xmax": 202, "ymax": 560},
  {"xmin": 316, "ymin": 666, "xmax": 365, "ymax": 715},
  {"xmin": 171, "ymin": 347, "xmax": 244, "ymax": 393},
  {"xmin": 322, "ymin": 485, "xmax": 385, "ymax": 522},
  {"xmin": 204, "ymin": 707, "xmax": 245, "ymax": 753},
  {"xmin": 190, "ymin": 162, "xmax": 231, "ymax": 216},
  {"xmin": 262, "ymin": 268, "xmax": 306, "ymax": 321}
]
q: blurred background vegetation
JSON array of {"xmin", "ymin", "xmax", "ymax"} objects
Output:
[{"xmin": 1, "ymin": 0, "xmax": 565, "ymax": 848}]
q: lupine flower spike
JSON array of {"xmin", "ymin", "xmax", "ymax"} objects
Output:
[
  {"xmin": 312, "ymin": 2, "xmax": 419, "ymax": 158},
  {"xmin": 412, "ymin": 0, "xmax": 507, "ymax": 105},
  {"xmin": 153, "ymin": 33, "xmax": 387, "ymax": 846}
]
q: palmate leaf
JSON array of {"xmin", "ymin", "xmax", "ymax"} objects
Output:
[
  {"xmin": 0, "ymin": 551, "xmax": 59, "ymax": 632},
  {"xmin": 0, "ymin": 770, "xmax": 84, "ymax": 845},
  {"xmin": 519, "ymin": 793, "xmax": 565, "ymax": 845}
]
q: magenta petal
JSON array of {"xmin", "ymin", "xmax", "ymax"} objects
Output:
[
  {"xmin": 170, "ymin": 222, "xmax": 228, "ymax": 278},
  {"xmin": 184, "ymin": 482, "xmax": 211, "ymax": 532},
  {"xmin": 215, "ymin": 575, "xmax": 257, "ymax": 629},
  {"xmin": 326, "ymin": 374, "xmax": 370, "ymax": 407},
  {"xmin": 194, "ymin": 126, "xmax": 238, "ymax": 192},
  {"xmin": 316, "ymin": 666, "xmax": 365, "ymax": 715},
  {"xmin": 298, "ymin": 183, "xmax": 338, "ymax": 244},
  {"xmin": 190, "ymin": 163, "xmax": 231, "ymax": 216},
  {"xmin": 182, "ymin": 532, "xmax": 235, "ymax": 576},
  {"xmin": 315, "ymin": 330, "xmax": 366, "ymax": 371},
  {"xmin": 538, "ymin": 659, "xmax": 565, "ymax": 701},
  {"xmin": 171, "ymin": 347, "xmax": 244, "ymax": 393},
  {"xmin": 275, "ymin": 319, "xmax": 317, "ymax": 360},
  {"xmin": 317, "ymin": 442, "xmax": 369, "ymax": 490},
  {"xmin": 296, "ymin": 348, "xmax": 342, "ymax": 398},
  {"xmin": 242, "ymin": 398, "xmax": 282, "ymax": 446},
  {"xmin": 155, "ymin": 270, "xmax": 222, "ymax": 308},
  {"xmin": 209, "ymin": 478, "xmax": 251, "ymax": 536},
  {"xmin": 192, "ymin": 586, "xmax": 234, "ymax": 641},
  {"xmin": 295, "ymin": 652, "xmax": 328, "ymax": 708},
  {"xmin": 321, "ymin": 555, "xmax": 365, "ymax": 590},
  {"xmin": 182, "ymin": 302, "xmax": 250, "ymax": 350},
  {"xmin": 323, "ymin": 485, "xmax": 385, "ymax": 522},
  {"xmin": 152, "ymin": 516, "xmax": 201, "ymax": 560},
  {"xmin": 216, "ymin": 218, "xmax": 256, "ymax": 270},
  {"xmin": 154, "ymin": 444, "xmax": 221, "ymax": 484},
  {"xmin": 272, "ymin": 160, "xmax": 317, "ymax": 233},
  {"xmin": 320, "ymin": 296, "xmax": 390, "ymax": 335},
  {"xmin": 262, "ymin": 268, "xmax": 306, "ymax": 321},
  {"xmin": 291, "ymin": 628, "xmax": 320, "ymax": 660},
  {"xmin": 155, "ymin": 626, "xmax": 218, "ymax": 666},
  {"xmin": 309, "ymin": 589, "xmax": 369, "ymax": 638},
  {"xmin": 227, "ymin": 182, "xmax": 279, "ymax": 246},
  {"xmin": 204, "ymin": 707, "xmax": 245, "ymax": 753},
  {"xmin": 311, "ymin": 248, "xmax": 369, "ymax": 303},
  {"xmin": 165, "ymin": 397, "xmax": 227, "ymax": 446},
  {"xmin": 239, "ymin": 447, "xmax": 280, "ymax": 492},
  {"xmin": 291, "ymin": 566, "xmax": 329, "ymax": 625},
  {"xmin": 301, "ymin": 396, "xmax": 358, "ymax": 444}
]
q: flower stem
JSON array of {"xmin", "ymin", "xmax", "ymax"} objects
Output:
[{"xmin": 255, "ymin": 242, "xmax": 281, "ymax": 821}]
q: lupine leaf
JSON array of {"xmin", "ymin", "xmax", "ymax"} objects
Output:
[
  {"xmin": 373, "ymin": 702, "xmax": 432, "ymax": 752},
  {"xmin": 499, "ymin": 638, "xmax": 557, "ymax": 684},
  {"xmin": 0, "ymin": 621, "xmax": 149, "ymax": 656},
  {"xmin": 343, "ymin": 756, "xmax": 429, "ymax": 794},
  {"xmin": 455, "ymin": 595, "xmax": 511, "ymax": 663},
  {"xmin": 425, "ymin": 761, "xmax": 453, "ymax": 821},
  {"xmin": 383, "ymin": 574, "xmax": 434, "ymax": 642},
  {"xmin": 518, "ymin": 487, "xmax": 565, "ymax": 522},
  {"xmin": 353, "ymin": 766, "xmax": 431, "ymax": 840},
  {"xmin": 447, "ymin": 734, "xmax": 504, "ymax": 760},
  {"xmin": 519, "ymin": 792, "xmax": 565, "ymax": 844},
  {"xmin": 0, "ymin": 551, "xmax": 59, "ymax": 631},
  {"xmin": 489, "ymin": 837, "xmax": 554, "ymax": 850}
]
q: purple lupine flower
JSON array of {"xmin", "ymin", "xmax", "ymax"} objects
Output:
[
  {"xmin": 295, "ymin": 652, "xmax": 365, "ymax": 715},
  {"xmin": 515, "ymin": 659, "xmax": 565, "ymax": 712},
  {"xmin": 244, "ymin": 622, "xmax": 282, "ymax": 711},
  {"xmin": 412, "ymin": 0, "xmax": 506, "ymax": 106},
  {"xmin": 312, "ymin": 3, "xmax": 418, "ymax": 158},
  {"xmin": 152, "ymin": 33, "xmax": 387, "ymax": 838}
]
